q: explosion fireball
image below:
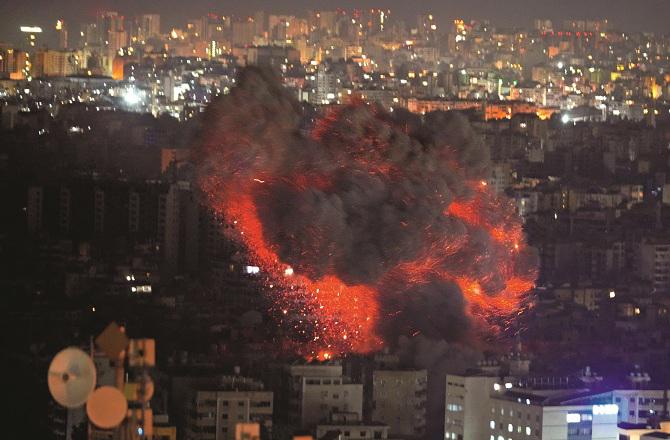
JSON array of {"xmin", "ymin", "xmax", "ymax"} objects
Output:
[{"xmin": 197, "ymin": 68, "xmax": 538, "ymax": 359}]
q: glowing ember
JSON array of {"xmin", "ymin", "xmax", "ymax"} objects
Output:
[{"xmin": 197, "ymin": 68, "xmax": 538, "ymax": 359}]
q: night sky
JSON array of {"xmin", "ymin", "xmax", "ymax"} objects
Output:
[{"xmin": 1, "ymin": 0, "xmax": 668, "ymax": 44}]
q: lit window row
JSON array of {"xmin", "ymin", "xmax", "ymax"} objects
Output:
[{"xmin": 490, "ymin": 421, "xmax": 532, "ymax": 436}]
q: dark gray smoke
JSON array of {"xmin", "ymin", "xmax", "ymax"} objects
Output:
[
  {"xmin": 197, "ymin": 67, "xmax": 536, "ymax": 349},
  {"xmin": 397, "ymin": 335, "xmax": 484, "ymax": 439}
]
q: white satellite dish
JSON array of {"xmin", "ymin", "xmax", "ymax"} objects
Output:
[
  {"xmin": 87, "ymin": 386, "xmax": 128, "ymax": 429},
  {"xmin": 48, "ymin": 347, "xmax": 97, "ymax": 408}
]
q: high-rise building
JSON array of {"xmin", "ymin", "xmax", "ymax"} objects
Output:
[
  {"xmin": 0, "ymin": 50, "xmax": 6, "ymax": 78},
  {"xmin": 139, "ymin": 14, "xmax": 161, "ymax": 41},
  {"xmin": 232, "ymin": 19, "xmax": 256, "ymax": 47},
  {"xmin": 185, "ymin": 14, "xmax": 223, "ymax": 42},
  {"xmin": 371, "ymin": 369, "xmax": 427, "ymax": 439},
  {"xmin": 246, "ymin": 46, "xmax": 300, "ymax": 67},
  {"xmin": 562, "ymin": 19, "xmax": 610, "ymax": 32},
  {"xmin": 23, "ymin": 178, "xmax": 205, "ymax": 276},
  {"xmin": 107, "ymin": 29, "xmax": 128, "ymax": 54},
  {"xmin": 268, "ymin": 15, "xmax": 308, "ymax": 42},
  {"xmin": 186, "ymin": 17, "xmax": 206, "ymax": 40},
  {"xmin": 0, "ymin": 45, "xmax": 23, "ymax": 79},
  {"xmin": 634, "ymin": 237, "xmax": 670, "ymax": 293},
  {"xmin": 488, "ymin": 388, "xmax": 619, "ymax": 440},
  {"xmin": 56, "ymin": 19, "xmax": 68, "ymax": 49},
  {"xmin": 33, "ymin": 50, "xmax": 76, "ymax": 77},
  {"xmin": 362, "ymin": 9, "xmax": 390, "ymax": 35},
  {"xmin": 444, "ymin": 373, "xmax": 502, "ymax": 440},
  {"xmin": 19, "ymin": 25, "xmax": 42, "ymax": 51},
  {"xmin": 253, "ymin": 11, "xmax": 266, "ymax": 37},
  {"xmin": 79, "ymin": 23, "xmax": 98, "ymax": 48},
  {"xmin": 488, "ymin": 163, "xmax": 513, "ymax": 195},
  {"xmin": 285, "ymin": 363, "xmax": 364, "ymax": 430},
  {"xmin": 158, "ymin": 182, "xmax": 199, "ymax": 277},
  {"xmin": 97, "ymin": 11, "xmax": 127, "ymax": 54},
  {"xmin": 533, "ymin": 19, "xmax": 554, "ymax": 32},
  {"xmin": 10, "ymin": 50, "xmax": 29, "ymax": 80},
  {"xmin": 314, "ymin": 11, "xmax": 338, "ymax": 34},
  {"xmin": 98, "ymin": 11, "xmax": 124, "ymax": 36},
  {"xmin": 27, "ymin": 186, "xmax": 44, "ymax": 233},
  {"xmin": 589, "ymin": 389, "xmax": 670, "ymax": 425},
  {"xmin": 312, "ymin": 66, "xmax": 339, "ymax": 105},
  {"xmin": 416, "ymin": 14, "xmax": 438, "ymax": 43},
  {"xmin": 316, "ymin": 413, "xmax": 389, "ymax": 440},
  {"xmin": 203, "ymin": 14, "xmax": 228, "ymax": 42},
  {"xmin": 184, "ymin": 376, "xmax": 273, "ymax": 440}
]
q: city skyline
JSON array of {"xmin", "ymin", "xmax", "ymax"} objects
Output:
[
  {"xmin": 3, "ymin": 0, "xmax": 670, "ymax": 438},
  {"xmin": 1, "ymin": 0, "xmax": 669, "ymax": 45}
]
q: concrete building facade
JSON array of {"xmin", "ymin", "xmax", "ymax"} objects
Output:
[
  {"xmin": 287, "ymin": 364, "xmax": 364, "ymax": 430},
  {"xmin": 185, "ymin": 377, "xmax": 273, "ymax": 440},
  {"xmin": 445, "ymin": 374, "xmax": 501, "ymax": 440},
  {"xmin": 371, "ymin": 370, "xmax": 427, "ymax": 439}
]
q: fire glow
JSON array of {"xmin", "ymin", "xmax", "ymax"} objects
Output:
[{"xmin": 198, "ymin": 68, "xmax": 538, "ymax": 360}]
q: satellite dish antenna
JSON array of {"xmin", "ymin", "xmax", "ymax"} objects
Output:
[
  {"xmin": 48, "ymin": 347, "xmax": 97, "ymax": 408},
  {"xmin": 87, "ymin": 386, "xmax": 128, "ymax": 429}
]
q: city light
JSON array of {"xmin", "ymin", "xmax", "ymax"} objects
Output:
[
  {"xmin": 245, "ymin": 266, "xmax": 260, "ymax": 275},
  {"xmin": 3, "ymin": 9, "xmax": 670, "ymax": 440},
  {"xmin": 593, "ymin": 404, "xmax": 618, "ymax": 415},
  {"xmin": 123, "ymin": 88, "xmax": 142, "ymax": 105},
  {"xmin": 20, "ymin": 26, "xmax": 42, "ymax": 33},
  {"xmin": 566, "ymin": 413, "xmax": 581, "ymax": 423}
]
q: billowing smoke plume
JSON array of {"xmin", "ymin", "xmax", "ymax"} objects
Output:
[{"xmin": 196, "ymin": 67, "xmax": 538, "ymax": 359}]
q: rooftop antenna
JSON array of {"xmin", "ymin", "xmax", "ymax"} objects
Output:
[{"xmin": 48, "ymin": 322, "xmax": 156, "ymax": 439}]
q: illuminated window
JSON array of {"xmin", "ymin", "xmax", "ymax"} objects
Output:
[{"xmin": 566, "ymin": 413, "xmax": 581, "ymax": 423}]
